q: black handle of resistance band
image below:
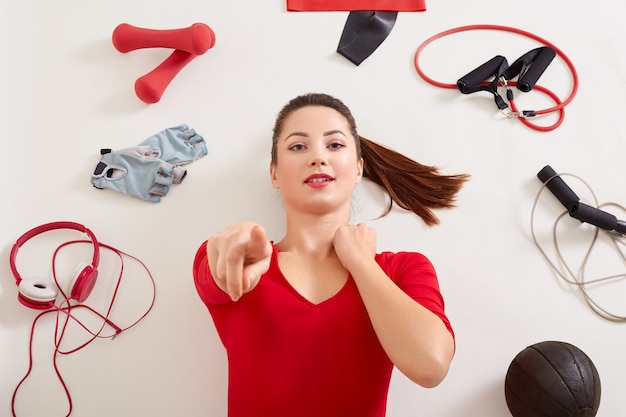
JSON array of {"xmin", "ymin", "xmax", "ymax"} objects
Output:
[
  {"xmin": 456, "ymin": 55, "xmax": 508, "ymax": 94},
  {"xmin": 515, "ymin": 47, "xmax": 556, "ymax": 92}
]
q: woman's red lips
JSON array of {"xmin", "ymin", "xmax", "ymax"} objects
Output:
[{"xmin": 305, "ymin": 173, "xmax": 334, "ymax": 186}]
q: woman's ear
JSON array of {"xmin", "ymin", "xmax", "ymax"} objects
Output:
[
  {"xmin": 356, "ymin": 158, "xmax": 364, "ymax": 184},
  {"xmin": 270, "ymin": 162, "xmax": 279, "ymax": 189}
]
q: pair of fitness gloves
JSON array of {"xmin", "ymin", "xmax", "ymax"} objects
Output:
[{"xmin": 91, "ymin": 124, "xmax": 207, "ymax": 202}]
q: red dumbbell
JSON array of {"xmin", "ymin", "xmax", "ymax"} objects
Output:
[
  {"xmin": 112, "ymin": 23, "xmax": 216, "ymax": 104},
  {"xmin": 134, "ymin": 50, "xmax": 197, "ymax": 104},
  {"xmin": 112, "ymin": 23, "xmax": 215, "ymax": 55}
]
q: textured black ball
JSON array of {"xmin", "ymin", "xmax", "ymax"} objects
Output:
[{"xmin": 505, "ymin": 341, "xmax": 601, "ymax": 417}]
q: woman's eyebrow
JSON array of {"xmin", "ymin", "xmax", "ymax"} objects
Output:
[
  {"xmin": 284, "ymin": 131, "xmax": 308, "ymax": 141},
  {"xmin": 324, "ymin": 130, "xmax": 347, "ymax": 137},
  {"xmin": 284, "ymin": 130, "xmax": 346, "ymax": 141}
]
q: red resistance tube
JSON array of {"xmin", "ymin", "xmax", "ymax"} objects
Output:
[{"xmin": 414, "ymin": 24, "xmax": 579, "ymax": 132}]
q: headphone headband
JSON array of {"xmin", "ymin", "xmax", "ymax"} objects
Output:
[{"xmin": 10, "ymin": 221, "xmax": 100, "ymax": 285}]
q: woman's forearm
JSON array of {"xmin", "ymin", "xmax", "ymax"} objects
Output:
[{"xmin": 350, "ymin": 259, "xmax": 455, "ymax": 387}]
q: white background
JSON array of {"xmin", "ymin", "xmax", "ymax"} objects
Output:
[{"xmin": 2, "ymin": 0, "xmax": 625, "ymax": 416}]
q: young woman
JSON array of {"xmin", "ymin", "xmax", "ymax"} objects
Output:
[{"xmin": 193, "ymin": 93, "xmax": 468, "ymax": 417}]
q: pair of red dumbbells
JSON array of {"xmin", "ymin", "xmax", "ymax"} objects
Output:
[{"xmin": 112, "ymin": 23, "xmax": 215, "ymax": 103}]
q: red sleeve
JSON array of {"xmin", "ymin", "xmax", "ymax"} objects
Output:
[
  {"xmin": 377, "ymin": 251, "xmax": 454, "ymax": 339},
  {"xmin": 192, "ymin": 240, "xmax": 233, "ymax": 308}
]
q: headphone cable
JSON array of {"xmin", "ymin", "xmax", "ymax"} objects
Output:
[{"xmin": 11, "ymin": 241, "xmax": 156, "ymax": 417}]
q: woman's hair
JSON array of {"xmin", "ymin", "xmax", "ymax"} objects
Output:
[{"xmin": 271, "ymin": 93, "xmax": 469, "ymax": 226}]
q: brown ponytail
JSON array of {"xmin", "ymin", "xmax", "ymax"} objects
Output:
[
  {"xmin": 360, "ymin": 136, "xmax": 469, "ymax": 226},
  {"xmin": 272, "ymin": 93, "xmax": 469, "ymax": 226}
]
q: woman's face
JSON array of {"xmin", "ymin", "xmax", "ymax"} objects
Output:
[{"xmin": 270, "ymin": 105, "xmax": 363, "ymax": 215}]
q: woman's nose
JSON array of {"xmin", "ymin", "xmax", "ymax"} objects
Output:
[
  {"xmin": 308, "ymin": 148, "xmax": 328, "ymax": 166},
  {"xmin": 309, "ymin": 155, "xmax": 327, "ymax": 166}
]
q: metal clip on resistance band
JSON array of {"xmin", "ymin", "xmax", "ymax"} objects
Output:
[{"xmin": 537, "ymin": 165, "xmax": 626, "ymax": 235}]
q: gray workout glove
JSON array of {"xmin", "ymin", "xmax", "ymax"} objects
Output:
[
  {"xmin": 138, "ymin": 124, "xmax": 207, "ymax": 164},
  {"xmin": 91, "ymin": 146, "xmax": 186, "ymax": 203}
]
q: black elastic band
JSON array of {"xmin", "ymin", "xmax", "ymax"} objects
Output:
[{"xmin": 337, "ymin": 11, "xmax": 398, "ymax": 66}]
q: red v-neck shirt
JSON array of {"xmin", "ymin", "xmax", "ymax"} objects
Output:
[{"xmin": 193, "ymin": 241, "xmax": 453, "ymax": 417}]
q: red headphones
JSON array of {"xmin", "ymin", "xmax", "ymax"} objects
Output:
[{"xmin": 10, "ymin": 221, "xmax": 100, "ymax": 310}]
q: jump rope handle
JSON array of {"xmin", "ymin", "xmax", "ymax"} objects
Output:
[
  {"xmin": 537, "ymin": 165, "xmax": 580, "ymax": 209},
  {"xmin": 570, "ymin": 202, "xmax": 626, "ymax": 234},
  {"xmin": 537, "ymin": 165, "xmax": 626, "ymax": 235}
]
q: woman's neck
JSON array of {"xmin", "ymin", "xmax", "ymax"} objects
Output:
[{"xmin": 276, "ymin": 211, "xmax": 349, "ymax": 256}]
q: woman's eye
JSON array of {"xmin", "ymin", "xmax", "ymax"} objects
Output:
[
  {"xmin": 329, "ymin": 142, "xmax": 345, "ymax": 149},
  {"xmin": 289, "ymin": 144, "xmax": 305, "ymax": 151}
]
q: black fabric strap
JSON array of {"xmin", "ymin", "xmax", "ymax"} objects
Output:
[{"xmin": 337, "ymin": 11, "xmax": 398, "ymax": 66}]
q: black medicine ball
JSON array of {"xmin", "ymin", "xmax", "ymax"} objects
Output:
[{"xmin": 505, "ymin": 340, "xmax": 601, "ymax": 417}]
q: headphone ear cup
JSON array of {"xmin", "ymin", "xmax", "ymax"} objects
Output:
[
  {"xmin": 18, "ymin": 277, "xmax": 58, "ymax": 310},
  {"xmin": 69, "ymin": 262, "xmax": 98, "ymax": 303}
]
